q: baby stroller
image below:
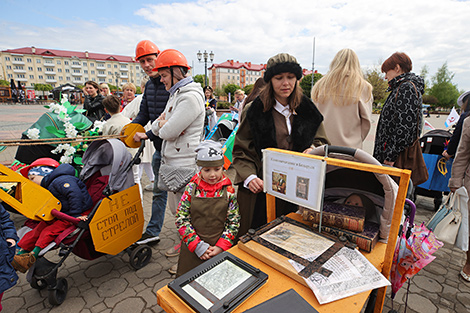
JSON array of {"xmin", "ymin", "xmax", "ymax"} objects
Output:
[
  {"xmin": 0, "ymin": 139, "xmax": 151, "ymax": 305},
  {"xmin": 205, "ymin": 113, "xmax": 237, "ymax": 143},
  {"xmin": 415, "ymin": 129, "xmax": 453, "ymax": 210},
  {"xmin": 309, "ymin": 145, "xmax": 411, "ymax": 313}
]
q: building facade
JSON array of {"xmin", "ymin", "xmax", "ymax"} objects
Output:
[
  {"xmin": 0, "ymin": 46, "xmax": 145, "ymax": 89},
  {"xmin": 208, "ymin": 60, "xmax": 266, "ymax": 90}
]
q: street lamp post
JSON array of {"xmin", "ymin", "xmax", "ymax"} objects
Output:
[
  {"xmin": 197, "ymin": 50, "xmax": 214, "ymax": 87},
  {"xmin": 114, "ymin": 72, "xmax": 120, "ymax": 94}
]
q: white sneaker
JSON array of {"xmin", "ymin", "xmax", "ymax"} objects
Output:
[{"xmin": 144, "ymin": 183, "xmax": 154, "ymax": 191}]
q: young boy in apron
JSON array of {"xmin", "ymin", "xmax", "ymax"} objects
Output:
[{"xmin": 175, "ymin": 140, "xmax": 240, "ymax": 277}]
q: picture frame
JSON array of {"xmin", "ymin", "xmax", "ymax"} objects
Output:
[{"xmin": 168, "ymin": 251, "xmax": 268, "ymax": 313}]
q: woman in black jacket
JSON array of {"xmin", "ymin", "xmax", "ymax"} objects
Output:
[
  {"xmin": 83, "ymin": 81, "xmax": 106, "ymax": 123},
  {"xmin": 373, "ymin": 52, "xmax": 425, "ymax": 169}
]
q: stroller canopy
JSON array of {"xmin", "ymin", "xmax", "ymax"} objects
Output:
[
  {"xmin": 310, "ymin": 146, "xmax": 399, "ymax": 241},
  {"xmin": 80, "ymin": 139, "xmax": 135, "ymax": 193}
]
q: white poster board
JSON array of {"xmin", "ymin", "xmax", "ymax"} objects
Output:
[{"xmin": 262, "ymin": 149, "xmax": 326, "ymax": 212}]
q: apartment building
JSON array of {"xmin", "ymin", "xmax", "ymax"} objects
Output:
[
  {"xmin": 0, "ymin": 46, "xmax": 145, "ymax": 88},
  {"xmin": 208, "ymin": 60, "xmax": 266, "ymax": 89}
]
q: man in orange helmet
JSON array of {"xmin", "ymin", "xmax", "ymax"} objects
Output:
[{"xmin": 132, "ymin": 40, "xmax": 170, "ymax": 245}]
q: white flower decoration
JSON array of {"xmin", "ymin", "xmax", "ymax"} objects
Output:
[{"xmin": 26, "ymin": 128, "xmax": 40, "ymax": 139}]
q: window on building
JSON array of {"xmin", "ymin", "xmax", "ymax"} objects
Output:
[
  {"xmin": 66, "ymin": 77, "xmax": 71, "ymax": 81},
  {"xmin": 83, "ymin": 62, "xmax": 87, "ymax": 66},
  {"xmin": 72, "ymin": 61, "xmax": 80, "ymax": 65},
  {"xmin": 59, "ymin": 76, "xmax": 63, "ymax": 81},
  {"xmin": 47, "ymin": 75, "xmax": 54, "ymax": 80},
  {"xmin": 107, "ymin": 64, "xmax": 111, "ymax": 68},
  {"xmin": 5, "ymin": 56, "xmax": 10, "ymax": 61},
  {"xmin": 13, "ymin": 57, "xmax": 23, "ymax": 62},
  {"xmin": 14, "ymin": 66, "xmax": 24, "ymax": 70},
  {"xmin": 7, "ymin": 74, "xmax": 12, "ymax": 78},
  {"xmin": 37, "ymin": 67, "xmax": 42, "ymax": 71},
  {"xmin": 27, "ymin": 58, "xmax": 32, "ymax": 63},
  {"xmin": 58, "ymin": 68, "xmax": 62, "ymax": 72},
  {"xmin": 65, "ymin": 69, "xmax": 70, "ymax": 73},
  {"xmin": 120, "ymin": 65, "xmax": 127, "ymax": 69},
  {"xmin": 57, "ymin": 60, "xmax": 61, "ymax": 65},
  {"xmin": 39, "ymin": 75, "xmax": 43, "ymax": 79},
  {"xmin": 91, "ymin": 70, "xmax": 95, "ymax": 74},
  {"xmin": 92, "ymin": 78, "xmax": 96, "ymax": 81},
  {"xmin": 29, "ymin": 75, "xmax": 34, "ymax": 79},
  {"xmin": 64, "ymin": 61, "xmax": 69, "ymax": 65},
  {"xmin": 28, "ymin": 66, "xmax": 33, "ymax": 71},
  {"xmin": 17, "ymin": 74, "xmax": 25, "ymax": 78},
  {"xmin": 98, "ymin": 71, "xmax": 105, "ymax": 75},
  {"xmin": 90, "ymin": 63, "xmax": 94, "ymax": 67},
  {"xmin": 84, "ymin": 70, "xmax": 88, "ymax": 74},
  {"xmin": 108, "ymin": 71, "xmax": 112, "ymax": 75},
  {"xmin": 108, "ymin": 79, "xmax": 112, "ymax": 83},
  {"xmin": 35, "ymin": 59, "xmax": 40, "ymax": 63},
  {"xmin": 6, "ymin": 65, "xmax": 11, "ymax": 69},
  {"xmin": 114, "ymin": 64, "xmax": 117, "ymax": 68},
  {"xmin": 228, "ymin": 75, "xmax": 230, "ymax": 79},
  {"xmin": 73, "ymin": 69, "xmax": 80, "ymax": 73}
]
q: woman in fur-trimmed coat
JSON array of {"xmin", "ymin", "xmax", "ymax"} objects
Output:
[{"xmin": 232, "ymin": 53, "xmax": 329, "ymax": 238}]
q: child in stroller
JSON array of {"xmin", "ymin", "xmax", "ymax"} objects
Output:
[{"xmin": 12, "ymin": 160, "xmax": 93, "ymax": 273}]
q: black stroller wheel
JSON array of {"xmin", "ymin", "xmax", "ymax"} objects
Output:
[
  {"xmin": 130, "ymin": 245, "xmax": 152, "ymax": 270},
  {"xmin": 30, "ymin": 277, "xmax": 47, "ymax": 290},
  {"xmin": 48, "ymin": 278, "xmax": 68, "ymax": 305}
]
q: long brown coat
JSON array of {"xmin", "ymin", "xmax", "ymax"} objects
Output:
[{"xmin": 232, "ymin": 95, "xmax": 329, "ymax": 238}]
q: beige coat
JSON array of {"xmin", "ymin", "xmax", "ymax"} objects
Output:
[
  {"xmin": 449, "ymin": 117, "xmax": 470, "ymax": 206},
  {"xmin": 316, "ymin": 85, "xmax": 372, "ymax": 149}
]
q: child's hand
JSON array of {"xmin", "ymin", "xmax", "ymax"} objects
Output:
[
  {"xmin": 208, "ymin": 246, "xmax": 223, "ymax": 257},
  {"xmin": 6, "ymin": 238, "xmax": 16, "ymax": 247},
  {"xmin": 77, "ymin": 215, "xmax": 88, "ymax": 221},
  {"xmin": 200, "ymin": 248, "xmax": 212, "ymax": 260}
]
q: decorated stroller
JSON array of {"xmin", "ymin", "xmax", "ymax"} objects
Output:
[
  {"xmin": 415, "ymin": 129, "xmax": 454, "ymax": 210},
  {"xmin": 0, "ymin": 138, "xmax": 151, "ymax": 305},
  {"xmin": 205, "ymin": 113, "xmax": 239, "ymax": 169}
]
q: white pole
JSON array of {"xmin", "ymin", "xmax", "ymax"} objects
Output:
[{"xmin": 310, "ymin": 37, "xmax": 316, "ymax": 93}]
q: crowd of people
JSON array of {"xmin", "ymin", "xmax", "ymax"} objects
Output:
[{"xmin": 3, "ymin": 39, "xmax": 470, "ymax": 311}]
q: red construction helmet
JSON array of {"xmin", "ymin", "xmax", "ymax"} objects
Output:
[
  {"xmin": 135, "ymin": 40, "xmax": 160, "ymax": 60},
  {"xmin": 20, "ymin": 157, "xmax": 60, "ymax": 178},
  {"xmin": 152, "ymin": 49, "xmax": 190, "ymax": 72}
]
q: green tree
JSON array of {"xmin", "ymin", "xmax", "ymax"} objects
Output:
[
  {"xmin": 193, "ymin": 74, "xmax": 206, "ymax": 87},
  {"xmin": 429, "ymin": 62, "xmax": 460, "ymax": 107},
  {"xmin": 364, "ymin": 67, "xmax": 389, "ymax": 105},
  {"xmin": 299, "ymin": 73, "xmax": 323, "ymax": 97},
  {"xmin": 419, "ymin": 65, "xmax": 430, "ymax": 94},
  {"xmin": 224, "ymin": 84, "xmax": 240, "ymax": 98},
  {"xmin": 243, "ymin": 84, "xmax": 254, "ymax": 95},
  {"xmin": 0, "ymin": 80, "xmax": 9, "ymax": 86}
]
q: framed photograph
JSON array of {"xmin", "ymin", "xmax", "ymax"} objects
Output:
[
  {"xmin": 296, "ymin": 176, "xmax": 309, "ymax": 200},
  {"xmin": 168, "ymin": 251, "xmax": 268, "ymax": 313}
]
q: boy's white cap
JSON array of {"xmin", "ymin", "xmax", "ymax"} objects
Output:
[{"xmin": 195, "ymin": 140, "xmax": 224, "ymax": 167}]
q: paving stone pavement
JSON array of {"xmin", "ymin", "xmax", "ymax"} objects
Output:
[{"xmin": 1, "ymin": 104, "xmax": 470, "ymax": 312}]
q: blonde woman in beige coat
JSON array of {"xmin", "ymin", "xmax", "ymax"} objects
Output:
[
  {"xmin": 449, "ymin": 117, "xmax": 470, "ymax": 282},
  {"xmin": 311, "ymin": 49, "xmax": 373, "ymax": 149}
]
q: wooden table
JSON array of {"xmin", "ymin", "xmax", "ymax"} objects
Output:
[{"xmin": 157, "ymin": 238, "xmax": 388, "ymax": 313}]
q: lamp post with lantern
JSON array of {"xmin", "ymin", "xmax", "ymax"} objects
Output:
[
  {"xmin": 197, "ymin": 50, "xmax": 214, "ymax": 87},
  {"xmin": 114, "ymin": 72, "xmax": 120, "ymax": 94}
]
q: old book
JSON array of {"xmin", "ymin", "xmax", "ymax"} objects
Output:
[
  {"xmin": 312, "ymin": 221, "xmax": 380, "ymax": 252},
  {"xmin": 303, "ymin": 202, "xmax": 366, "ymax": 232}
]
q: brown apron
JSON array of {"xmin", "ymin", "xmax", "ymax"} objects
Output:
[{"xmin": 176, "ymin": 186, "xmax": 229, "ymax": 277}]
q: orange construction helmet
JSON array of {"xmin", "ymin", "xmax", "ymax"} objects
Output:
[
  {"xmin": 20, "ymin": 157, "xmax": 60, "ymax": 178},
  {"xmin": 152, "ymin": 49, "xmax": 190, "ymax": 71},
  {"xmin": 135, "ymin": 40, "xmax": 160, "ymax": 60}
]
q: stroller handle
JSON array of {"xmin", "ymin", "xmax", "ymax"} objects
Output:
[
  {"xmin": 325, "ymin": 145, "xmax": 357, "ymax": 157},
  {"xmin": 51, "ymin": 209, "xmax": 80, "ymax": 225}
]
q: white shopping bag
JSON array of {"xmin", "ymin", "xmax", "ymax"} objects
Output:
[{"xmin": 455, "ymin": 187, "xmax": 469, "ymax": 251}]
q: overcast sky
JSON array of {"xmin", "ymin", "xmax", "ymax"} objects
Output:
[{"xmin": 1, "ymin": 0, "xmax": 469, "ymax": 91}]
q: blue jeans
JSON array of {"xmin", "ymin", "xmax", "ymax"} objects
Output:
[{"xmin": 145, "ymin": 150, "xmax": 168, "ymax": 237}]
